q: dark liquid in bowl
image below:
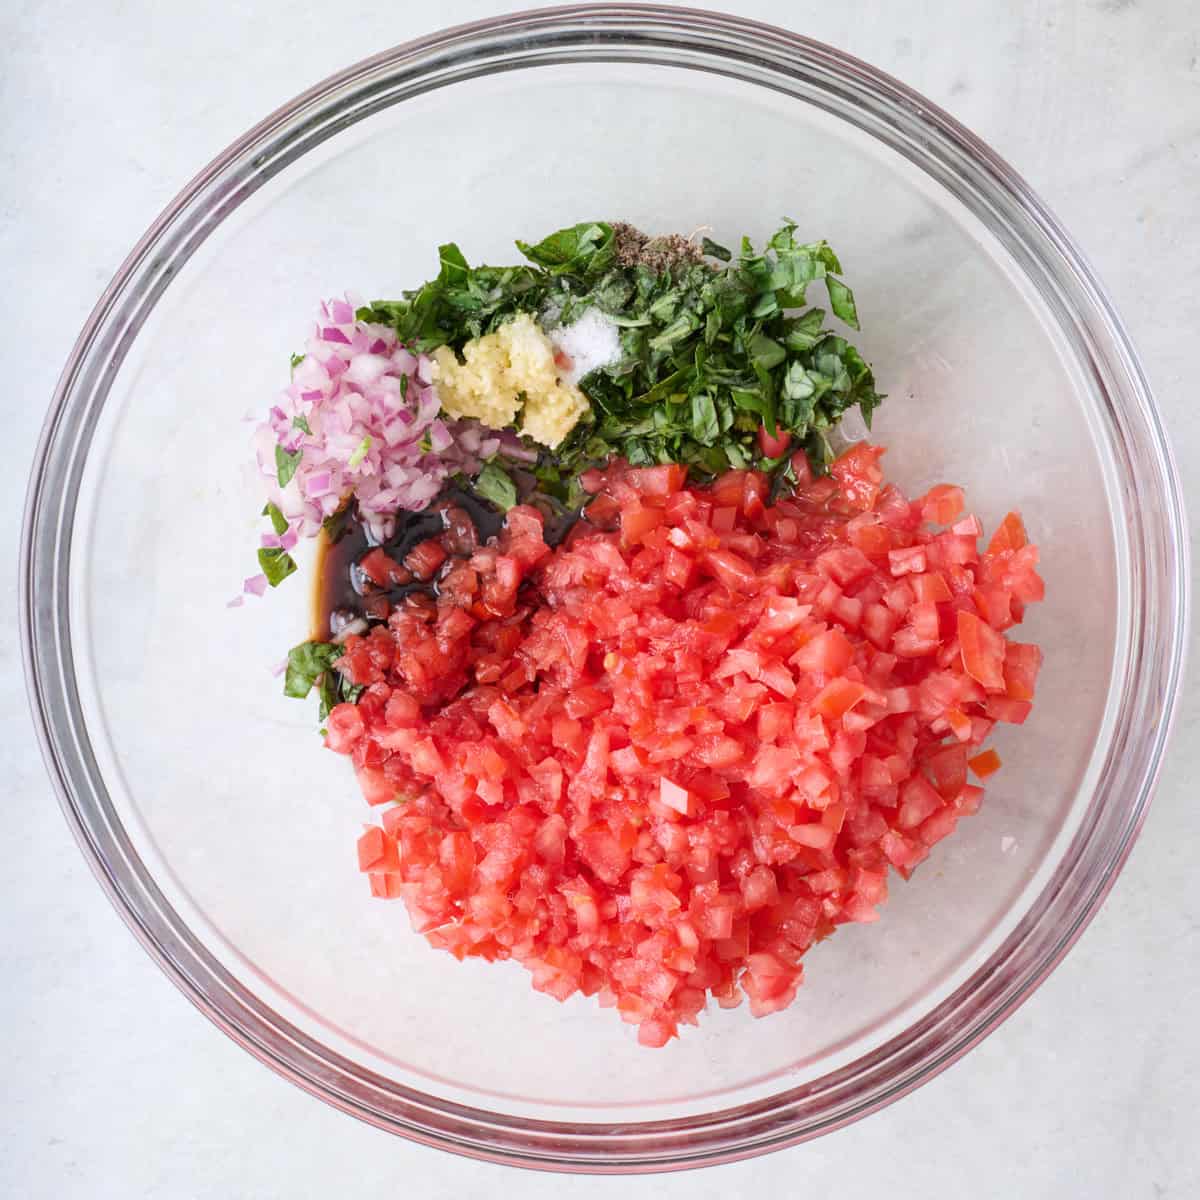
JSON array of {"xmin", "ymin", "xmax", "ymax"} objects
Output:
[{"xmin": 313, "ymin": 486, "xmax": 579, "ymax": 641}]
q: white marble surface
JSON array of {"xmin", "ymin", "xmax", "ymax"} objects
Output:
[{"xmin": 3, "ymin": 2, "xmax": 1198, "ymax": 1196}]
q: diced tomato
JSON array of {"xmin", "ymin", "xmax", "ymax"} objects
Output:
[
  {"xmin": 987, "ymin": 511, "xmax": 1028, "ymax": 555},
  {"xmin": 620, "ymin": 502, "xmax": 666, "ymax": 547},
  {"xmin": 974, "ymin": 585, "xmax": 1015, "ymax": 631},
  {"xmin": 985, "ymin": 696, "xmax": 1033, "ymax": 724},
  {"xmin": 368, "ymin": 872, "xmax": 404, "ymax": 899},
  {"xmin": 922, "ymin": 742, "xmax": 968, "ymax": 798},
  {"xmin": 888, "ymin": 545, "xmax": 927, "ymax": 576},
  {"xmin": 711, "ymin": 506, "xmax": 738, "ymax": 533},
  {"xmin": 632, "ymin": 463, "xmax": 687, "ymax": 497},
  {"xmin": 862, "ymin": 603, "xmax": 900, "ymax": 649},
  {"xmin": 907, "ymin": 601, "xmax": 940, "ymax": 642},
  {"xmin": 785, "ymin": 818, "xmax": 833, "ymax": 850},
  {"xmin": 968, "ymin": 748, "xmax": 1002, "ymax": 779},
  {"xmin": 663, "ymin": 546, "xmax": 693, "ymax": 589},
  {"xmin": 359, "ymin": 547, "xmax": 409, "ymax": 588},
  {"xmin": 758, "ymin": 424, "xmax": 792, "ymax": 458},
  {"xmin": 1003, "ymin": 642, "xmax": 1043, "ymax": 700},
  {"xmin": 847, "ymin": 516, "xmax": 893, "ymax": 556},
  {"xmin": 356, "ymin": 826, "xmax": 397, "ymax": 872},
  {"xmin": 789, "ymin": 450, "xmax": 814, "ymax": 488},
  {"xmin": 812, "ymin": 678, "xmax": 869, "ymax": 719},
  {"xmin": 742, "ymin": 472, "xmax": 768, "ymax": 519},
  {"xmin": 818, "ymin": 546, "xmax": 874, "ymax": 586},
  {"xmin": 830, "ymin": 443, "xmax": 886, "ymax": 512},
  {"xmin": 791, "ymin": 628, "xmax": 854, "ymax": 676},
  {"xmin": 957, "ymin": 610, "xmax": 1006, "ymax": 692},
  {"xmin": 325, "ymin": 703, "xmax": 365, "ymax": 753},
  {"xmin": 660, "ymin": 778, "xmax": 696, "ymax": 817},
  {"xmin": 911, "ymin": 572, "xmax": 952, "ymax": 604},
  {"xmin": 949, "ymin": 785, "xmax": 983, "ymax": 816},
  {"xmin": 331, "ymin": 452, "xmax": 1042, "ymax": 1048},
  {"xmin": 917, "ymin": 806, "xmax": 958, "ymax": 848},
  {"xmin": 898, "ymin": 775, "xmax": 942, "ymax": 829},
  {"xmin": 920, "ymin": 485, "xmax": 965, "ymax": 526},
  {"xmin": 403, "ymin": 539, "xmax": 447, "ymax": 581},
  {"xmin": 945, "ymin": 708, "xmax": 973, "ymax": 742},
  {"xmin": 710, "ymin": 470, "xmax": 747, "ymax": 508},
  {"xmin": 703, "ymin": 549, "xmax": 758, "ymax": 592}
]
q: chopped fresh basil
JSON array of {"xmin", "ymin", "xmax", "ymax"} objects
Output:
[
  {"xmin": 701, "ymin": 236, "xmax": 732, "ymax": 262},
  {"xmin": 360, "ymin": 219, "xmax": 882, "ymax": 486},
  {"xmin": 437, "ymin": 241, "xmax": 471, "ymax": 287},
  {"xmin": 690, "ymin": 394, "xmax": 720, "ymax": 445},
  {"xmin": 257, "ymin": 547, "xmax": 297, "ymax": 587},
  {"xmin": 284, "ymin": 641, "xmax": 342, "ymax": 700},
  {"xmin": 284, "ymin": 640, "xmax": 363, "ymax": 721},
  {"xmin": 318, "ymin": 670, "xmax": 362, "ymax": 721},
  {"xmin": 262, "ymin": 501, "xmax": 289, "ymax": 535},
  {"xmin": 474, "ymin": 462, "xmax": 518, "ymax": 511},
  {"xmin": 347, "ymin": 435, "xmax": 372, "ymax": 469},
  {"xmin": 322, "ymin": 503, "xmax": 351, "ymax": 541},
  {"xmin": 292, "ymin": 414, "xmax": 311, "ymax": 435},
  {"xmin": 825, "ymin": 276, "xmax": 859, "ymax": 330},
  {"xmin": 515, "ymin": 221, "xmax": 614, "ymax": 277},
  {"xmin": 275, "ymin": 444, "xmax": 302, "ymax": 488}
]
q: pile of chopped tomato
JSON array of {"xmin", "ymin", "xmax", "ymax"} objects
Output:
[{"xmin": 327, "ymin": 445, "xmax": 1044, "ymax": 1046}]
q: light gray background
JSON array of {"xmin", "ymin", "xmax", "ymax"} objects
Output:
[{"xmin": 3, "ymin": 2, "xmax": 1197, "ymax": 1197}]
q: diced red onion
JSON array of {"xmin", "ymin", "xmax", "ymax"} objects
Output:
[
  {"xmin": 304, "ymin": 471, "xmax": 333, "ymax": 498},
  {"xmin": 391, "ymin": 347, "xmax": 417, "ymax": 376},
  {"xmin": 345, "ymin": 353, "xmax": 391, "ymax": 386},
  {"xmin": 494, "ymin": 430, "xmax": 540, "ymax": 464},
  {"xmin": 244, "ymin": 574, "xmax": 268, "ymax": 597},
  {"xmin": 254, "ymin": 296, "xmax": 503, "ymax": 544}
]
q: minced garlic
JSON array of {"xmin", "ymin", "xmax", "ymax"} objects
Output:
[{"xmin": 429, "ymin": 312, "xmax": 595, "ymax": 448}]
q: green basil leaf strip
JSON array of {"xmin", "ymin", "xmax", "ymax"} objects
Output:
[
  {"xmin": 825, "ymin": 276, "xmax": 860, "ymax": 329},
  {"xmin": 262, "ymin": 501, "xmax": 289, "ymax": 535},
  {"xmin": 749, "ymin": 332, "xmax": 787, "ymax": 372},
  {"xmin": 474, "ymin": 462, "xmax": 518, "ymax": 512},
  {"xmin": 258, "ymin": 547, "xmax": 297, "ymax": 587},
  {"xmin": 701, "ymin": 237, "xmax": 732, "ymax": 262},
  {"xmin": 437, "ymin": 242, "xmax": 471, "ymax": 286},
  {"xmin": 515, "ymin": 222, "xmax": 615, "ymax": 277},
  {"xmin": 275, "ymin": 444, "xmax": 302, "ymax": 488},
  {"xmin": 690, "ymin": 394, "xmax": 720, "ymax": 445},
  {"xmin": 284, "ymin": 640, "xmax": 344, "ymax": 700}
]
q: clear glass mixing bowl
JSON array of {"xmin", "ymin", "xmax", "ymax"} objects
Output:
[{"xmin": 20, "ymin": 4, "xmax": 1188, "ymax": 1173}]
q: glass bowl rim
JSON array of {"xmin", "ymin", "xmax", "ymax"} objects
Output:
[{"xmin": 19, "ymin": 2, "xmax": 1190, "ymax": 1173}]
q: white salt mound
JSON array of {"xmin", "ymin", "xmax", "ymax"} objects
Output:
[{"xmin": 549, "ymin": 307, "xmax": 621, "ymax": 386}]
